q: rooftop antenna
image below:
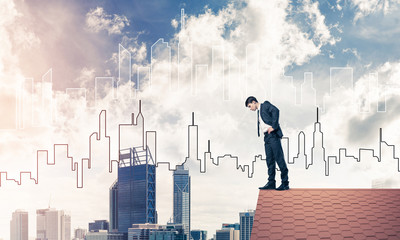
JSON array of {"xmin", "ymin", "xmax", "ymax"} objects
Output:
[
  {"xmin": 192, "ymin": 112, "xmax": 194, "ymax": 125},
  {"xmin": 316, "ymin": 107, "xmax": 319, "ymax": 123}
]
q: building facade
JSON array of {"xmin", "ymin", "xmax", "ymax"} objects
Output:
[
  {"xmin": 173, "ymin": 165, "xmax": 190, "ymax": 238},
  {"xmin": 109, "ymin": 180, "xmax": 118, "ymax": 232},
  {"xmin": 36, "ymin": 208, "xmax": 71, "ymax": 240},
  {"xmin": 239, "ymin": 211, "xmax": 254, "ymax": 240},
  {"xmin": 10, "ymin": 210, "xmax": 28, "ymax": 240},
  {"xmin": 112, "ymin": 146, "xmax": 157, "ymax": 233}
]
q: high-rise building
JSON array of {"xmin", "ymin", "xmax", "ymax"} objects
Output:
[
  {"xmin": 74, "ymin": 228, "xmax": 87, "ymax": 239},
  {"xmin": 190, "ymin": 230, "xmax": 207, "ymax": 240},
  {"xmin": 215, "ymin": 228, "xmax": 239, "ymax": 240},
  {"xmin": 10, "ymin": 210, "xmax": 28, "ymax": 240},
  {"xmin": 173, "ymin": 165, "xmax": 190, "ymax": 238},
  {"xmin": 110, "ymin": 101, "xmax": 157, "ymax": 234},
  {"xmin": 111, "ymin": 145, "xmax": 156, "ymax": 233},
  {"xmin": 36, "ymin": 208, "xmax": 71, "ymax": 240},
  {"xmin": 239, "ymin": 210, "xmax": 255, "ymax": 240},
  {"xmin": 109, "ymin": 180, "xmax": 118, "ymax": 232},
  {"xmin": 89, "ymin": 220, "xmax": 109, "ymax": 232}
]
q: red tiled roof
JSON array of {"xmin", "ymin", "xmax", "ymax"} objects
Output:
[{"xmin": 251, "ymin": 189, "xmax": 400, "ymax": 240}]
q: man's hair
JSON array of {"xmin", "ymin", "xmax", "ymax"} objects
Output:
[{"xmin": 245, "ymin": 96, "xmax": 258, "ymax": 107}]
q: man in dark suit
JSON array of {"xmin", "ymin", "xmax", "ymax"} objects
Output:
[{"xmin": 245, "ymin": 96, "xmax": 289, "ymax": 190}]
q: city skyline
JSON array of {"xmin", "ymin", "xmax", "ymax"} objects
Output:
[
  {"xmin": 4, "ymin": 102, "xmax": 400, "ymax": 239},
  {"xmin": 8, "ymin": 207, "xmax": 253, "ymax": 240},
  {"xmin": 0, "ymin": 6, "xmax": 398, "ymax": 189},
  {"xmin": 4, "ymin": 102, "xmax": 399, "ymax": 239}
]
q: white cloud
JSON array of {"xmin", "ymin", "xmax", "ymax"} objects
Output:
[
  {"xmin": 108, "ymin": 35, "xmax": 147, "ymax": 65},
  {"xmin": 0, "ymin": 0, "xmax": 20, "ymax": 25},
  {"xmin": 351, "ymin": 0, "xmax": 400, "ymax": 21},
  {"xmin": 74, "ymin": 67, "xmax": 96, "ymax": 88},
  {"xmin": 85, "ymin": 7, "xmax": 129, "ymax": 35},
  {"xmin": 171, "ymin": 18, "xmax": 178, "ymax": 29},
  {"xmin": 0, "ymin": 0, "xmax": 39, "ymax": 131},
  {"xmin": 337, "ymin": 0, "xmax": 343, "ymax": 10},
  {"xmin": 0, "ymin": 0, "xmax": 32, "ymax": 89},
  {"xmin": 121, "ymin": 35, "xmax": 147, "ymax": 63},
  {"xmin": 343, "ymin": 47, "xmax": 360, "ymax": 59},
  {"xmin": 11, "ymin": 25, "xmax": 41, "ymax": 50},
  {"xmin": 302, "ymin": 0, "xmax": 338, "ymax": 46}
]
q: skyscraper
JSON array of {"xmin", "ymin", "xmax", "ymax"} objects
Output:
[
  {"xmin": 10, "ymin": 210, "xmax": 28, "ymax": 240},
  {"xmin": 239, "ymin": 210, "xmax": 255, "ymax": 240},
  {"xmin": 110, "ymin": 103, "xmax": 157, "ymax": 234},
  {"xmin": 36, "ymin": 208, "xmax": 71, "ymax": 240},
  {"xmin": 109, "ymin": 180, "xmax": 118, "ymax": 232},
  {"xmin": 173, "ymin": 165, "xmax": 191, "ymax": 238},
  {"xmin": 112, "ymin": 145, "xmax": 157, "ymax": 233}
]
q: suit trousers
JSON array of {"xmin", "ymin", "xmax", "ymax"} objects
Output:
[{"xmin": 264, "ymin": 132, "xmax": 289, "ymax": 183}]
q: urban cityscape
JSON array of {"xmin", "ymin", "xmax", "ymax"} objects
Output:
[
  {"xmin": 9, "ymin": 108, "xmax": 255, "ymax": 240},
  {"xmin": 9, "ymin": 158, "xmax": 255, "ymax": 240}
]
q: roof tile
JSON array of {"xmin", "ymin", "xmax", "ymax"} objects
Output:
[{"xmin": 251, "ymin": 189, "xmax": 400, "ymax": 240}]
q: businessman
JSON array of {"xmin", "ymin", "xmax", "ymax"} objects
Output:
[{"xmin": 245, "ymin": 96, "xmax": 289, "ymax": 191}]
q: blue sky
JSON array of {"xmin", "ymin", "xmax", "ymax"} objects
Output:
[
  {"xmin": 15, "ymin": 0, "xmax": 400, "ymax": 90},
  {"xmin": 286, "ymin": 0, "xmax": 400, "ymax": 81}
]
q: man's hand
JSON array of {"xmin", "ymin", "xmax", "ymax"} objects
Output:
[{"xmin": 267, "ymin": 127, "xmax": 274, "ymax": 134}]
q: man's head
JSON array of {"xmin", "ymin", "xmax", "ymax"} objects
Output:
[{"xmin": 245, "ymin": 96, "xmax": 258, "ymax": 111}]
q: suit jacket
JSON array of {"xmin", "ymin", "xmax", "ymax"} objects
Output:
[{"xmin": 260, "ymin": 101, "xmax": 283, "ymax": 138}]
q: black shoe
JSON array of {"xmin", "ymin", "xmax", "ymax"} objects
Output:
[
  {"xmin": 276, "ymin": 183, "xmax": 289, "ymax": 191},
  {"xmin": 259, "ymin": 182, "xmax": 276, "ymax": 190}
]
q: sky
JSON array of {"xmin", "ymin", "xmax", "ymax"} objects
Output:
[{"xmin": 1, "ymin": 0, "xmax": 400, "ymax": 239}]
